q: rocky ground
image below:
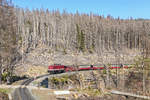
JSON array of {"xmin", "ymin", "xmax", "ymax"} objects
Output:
[
  {"xmin": 15, "ymin": 45, "xmax": 141, "ymax": 77},
  {"xmin": 35, "ymin": 69, "xmax": 149, "ymax": 100}
]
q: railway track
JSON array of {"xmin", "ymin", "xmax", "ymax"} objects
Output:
[
  {"xmin": 21, "ymin": 72, "xmax": 80, "ymax": 86},
  {"xmin": 21, "ymin": 71, "xmax": 82, "ymax": 86},
  {"xmin": 21, "ymin": 74, "xmax": 51, "ymax": 86},
  {"xmin": 21, "ymin": 78, "xmax": 35, "ymax": 86}
]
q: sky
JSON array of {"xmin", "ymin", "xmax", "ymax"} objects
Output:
[{"xmin": 12, "ymin": 0, "xmax": 150, "ymax": 19}]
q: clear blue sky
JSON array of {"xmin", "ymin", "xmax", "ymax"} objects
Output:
[{"xmin": 12, "ymin": 0, "xmax": 150, "ymax": 19}]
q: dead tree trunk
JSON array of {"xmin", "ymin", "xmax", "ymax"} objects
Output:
[
  {"xmin": 0, "ymin": 57, "xmax": 2, "ymax": 84},
  {"xmin": 142, "ymin": 62, "xmax": 145, "ymax": 92}
]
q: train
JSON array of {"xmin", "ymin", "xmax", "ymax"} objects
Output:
[{"xmin": 48, "ymin": 64, "xmax": 129, "ymax": 74}]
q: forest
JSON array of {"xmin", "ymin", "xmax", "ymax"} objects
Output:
[
  {"xmin": 17, "ymin": 9, "xmax": 150, "ymax": 54},
  {"xmin": 0, "ymin": 0, "xmax": 150, "ymax": 84}
]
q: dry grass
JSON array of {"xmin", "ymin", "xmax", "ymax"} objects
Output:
[{"xmin": 23, "ymin": 66, "xmax": 47, "ymax": 77}]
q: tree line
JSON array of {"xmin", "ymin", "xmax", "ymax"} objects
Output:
[{"xmin": 15, "ymin": 9, "xmax": 150, "ymax": 54}]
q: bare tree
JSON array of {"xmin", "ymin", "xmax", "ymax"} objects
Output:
[
  {"xmin": 0, "ymin": 0, "xmax": 18, "ymax": 84},
  {"xmin": 14, "ymin": 8, "xmax": 150, "ymax": 57}
]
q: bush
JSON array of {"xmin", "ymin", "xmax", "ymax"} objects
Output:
[{"xmin": 2, "ymin": 72, "xmax": 10, "ymax": 82}]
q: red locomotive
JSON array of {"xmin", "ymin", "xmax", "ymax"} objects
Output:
[
  {"xmin": 48, "ymin": 64, "xmax": 129, "ymax": 74},
  {"xmin": 48, "ymin": 64, "xmax": 76, "ymax": 74}
]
